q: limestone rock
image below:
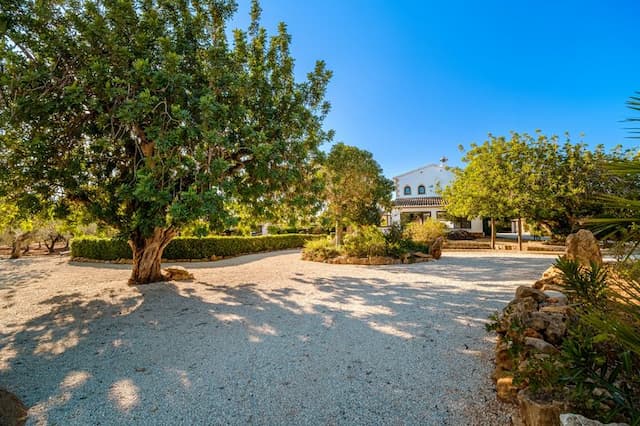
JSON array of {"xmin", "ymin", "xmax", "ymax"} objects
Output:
[
  {"xmin": 163, "ymin": 265, "xmax": 194, "ymax": 281},
  {"xmin": 565, "ymin": 229, "xmax": 602, "ymax": 266},
  {"xmin": 560, "ymin": 413, "xmax": 629, "ymax": 426},
  {"xmin": 523, "ymin": 327, "xmax": 543, "ymax": 339},
  {"xmin": 540, "ymin": 305, "xmax": 573, "ymax": 315},
  {"xmin": 524, "ymin": 337, "xmax": 558, "ymax": 354},
  {"xmin": 501, "ymin": 297, "xmax": 538, "ymax": 332},
  {"xmin": 527, "ymin": 312, "xmax": 550, "ymax": 331},
  {"xmin": 495, "ymin": 346, "xmax": 514, "ymax": 372},
  {"xmin": 542, "ymin": 265, "xmax": 564, "ymax": 280},
  {"xmin": 497, "ymin": 376, "xmax": 518, "ymax": 403},
  {"xmin": 516, "ymin": 286, "xmax": 548, "ymax": 303},
  {"xmin": 518, "ymin": 390, "xmax": 567, "ymax": 426},
  {"xmin": 429, "ymin": 237, "xmax": 444, "ymax": 260},
  {"xmin": 412, "ymin": 251, "xmax": 431, "ymax": 259},
  {"xmin": 544, "ymin": 317, "xmax": 568, "ymax": 345},
  {"xmin": 543, "ymin": 291, "xmax": 568, "ymax": 306}
]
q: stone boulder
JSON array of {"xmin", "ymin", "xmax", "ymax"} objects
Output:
[
  {"xmin": 518, "ymin": 390, "xmax": 568, "ymax": 426},
  {"xmin": 565, "ymin": 229, "xmax": 602, "ymax": 266},
  {"xmin": 500, "ymin": 297, "xmax": 538, "ymax": 332},
  {"xmin": 429, "ymin": 237, "xmax": 444, "ymax": 260},
  {"xmin": 163, "ymin": 265, "xmax": 194, "ymax": 281},
  {"xmin": 524, "ymin": 337, "xmax": 558, "ymax": 355},
  {"xmin": 516, "ymin": 286, "xmax": 549, "ymax": 303},
  {"xmin": 560, "ymin": 413, "xmax": 629, "ymax": 426},
  {"xmin": 497, "ymin": 376, "xmax": 518, "ymax": 403},
  {"xmin": 543, "ymin": 291, "xmax": 568, "ymax": 306}
]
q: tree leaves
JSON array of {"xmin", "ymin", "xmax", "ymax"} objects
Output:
[{"xmin": 0, "ymin": 0, "xmax": 332, "ymax": 237}]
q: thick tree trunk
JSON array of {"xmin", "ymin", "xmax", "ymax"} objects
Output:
[
  {"xmin": 490, "ymin": 217, "xmax": 496, "ymax": 250},
  {"xmin": 128, "ymin": 228, "xmax": 176, "ymax": 285},
  {"xmin": 517, "ymin": 217, "xmax": 523, "ymax": 251},
  {"xmin": 10, "ymin": 232, "xmax": 34, "ymax": 259}
]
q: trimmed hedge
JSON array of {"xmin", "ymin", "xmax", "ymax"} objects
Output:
[{"xmin": 71, "ymin": 234, "xmax": 321, "ymax": 261}]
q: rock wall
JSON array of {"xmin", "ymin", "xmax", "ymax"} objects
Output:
[{"xmin": 490, "ymin": 230, "xmax": 620, "ymax": 426}]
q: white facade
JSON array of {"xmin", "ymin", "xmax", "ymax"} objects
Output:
[
  {"xmin": 394, "ymin": 163, "xmax": 454, "ymax": 198},
  {"xmin": 389, "ymin": 163, "xmax": 484, "ymax": 235}
]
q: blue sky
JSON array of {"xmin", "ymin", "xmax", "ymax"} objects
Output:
[{"xmin": 231, "ymin": 1, "xmax": 640, "ymax": 177}]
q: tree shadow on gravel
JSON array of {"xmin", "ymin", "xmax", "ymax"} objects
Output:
[
  {"xmin": 374, "ymin": 255, "xmax": 554, "ymax": 282},
  {"xmin": 0, "ymin": 253, "xmax": 550, "ymax": 425}
]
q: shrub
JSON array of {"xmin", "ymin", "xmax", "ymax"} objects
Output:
[
  {"xmin": 554, "ymin": 257, "xmax": 608, "ymax": 307},
  {"xmin": 72, "ymin": 234, "xmax": 319, "ymax": 261},
  {"xmin": 302, "ymin": 237, "xmax": 341, "ymax": 261},
  {"xmin": 70, "ymin": 236, "xmax": 131, "ymax": 260},
  {"xmin": 343, "ymin": 225, "xmax": 387, "ymax": 258},
  {"xmin": 403, "ymin": 219, "xmax": 445, "ymax": 245}
]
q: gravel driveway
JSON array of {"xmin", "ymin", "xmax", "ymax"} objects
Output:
[{"xmin": 0, "ymin": 251, "xmax": 554, "ymax": 425}]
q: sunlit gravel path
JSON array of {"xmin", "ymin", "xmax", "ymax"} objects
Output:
[{"xmin": 0, "ymin": 251, "xmax": 555, "ymax": 425}]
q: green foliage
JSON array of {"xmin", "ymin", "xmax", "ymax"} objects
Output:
[
  {"xmin": 555, "ymin": 258, "xmax": 609, "ymax": 307},
  {"xmin": 342, "ymin": 225, "xmax": 387, "ymax": 258},
  {"xmin": 323, "ymin": 143, "xmax": 393, "ymax": 243},
  {"xmin": 72, "ymin": 235, "xmax": 319, "ymax": 261},
  {"xmin": 302, "ymin": 237, "xmax": 341, "ymax": 261},
  {"xmin": 443, "ymin": 132, "xmax": 614, "ymax": 238},
  {"xmin": 402, "ymin": 219, "xmax": 446, "ymax": 245},
  {"xmin": 0, "ymin": 0, "xmax": 332, "ymax": 249},
  {"xmin": 71, "ymin": 237, "xmax": 131, "ymax": 260}
]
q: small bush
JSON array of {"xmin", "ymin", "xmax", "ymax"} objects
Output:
[
  {"xmin": 403, "ymin": 219, "xmax": 446, "ymax": 244},
  {"xmin": 343, "ymin": 225, "xmax": 387, "ymax": 258},
  {"xmin": 302, "ymin": 237, "xmax": 341, "ymax": 261},
  {"xmin": 72, "ymin": 234, "xmax": 319, "ymax": 260},
  {"xmin": 554, "ymin": 257, "xmax": 608, "ymax": 307}
]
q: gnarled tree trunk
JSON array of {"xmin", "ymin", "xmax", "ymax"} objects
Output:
[
  {"xmin": 128, "ymin": 227, "xmax": 176, "ymax": 285},
  {"xmin": 10, "ymin": 231, "xmax": 34, "ymax": 259}
]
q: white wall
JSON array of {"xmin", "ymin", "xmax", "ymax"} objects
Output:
[
  {"xmin": 390, "ymin": 207, "xmax": 484, "ymax": 234},
  {"xmin": 394, "ymin": 164, "xmax": 453, "ymax": 198}
]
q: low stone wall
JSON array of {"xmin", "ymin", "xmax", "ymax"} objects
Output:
[{"xmin": 489, "ymin": 230, "xmax": 622, "ymax": 426}]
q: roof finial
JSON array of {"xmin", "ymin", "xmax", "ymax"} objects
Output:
[{"xmin": 439, "ymin": 156, "xmax": 448, "ymax": 167}]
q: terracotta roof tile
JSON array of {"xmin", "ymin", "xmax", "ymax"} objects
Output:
[{"xmin": 393, "ymin": 197, "xmax": 443, "ymax": 207}]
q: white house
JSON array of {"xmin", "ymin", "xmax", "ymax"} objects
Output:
[{"xmin": 387, "ymin": 161, "xmax": 484, "ymax": 235}]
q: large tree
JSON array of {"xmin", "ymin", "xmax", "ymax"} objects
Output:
[
  {"xmin": 442, "ymin": 136, "xmax": 516, "ymax": 249},
  {"xmin": 443, "ymin": 132, "xmax": 610, "ymax": 248},
  {"xmin": 323, "ymin": 143, "xmax": 393, "ymax": 245},
  {"xmin": 0, "ymin": 0, "xmax": 332, "ymax": 283}
]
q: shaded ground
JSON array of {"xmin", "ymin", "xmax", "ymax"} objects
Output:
[{"xmin": 0, "ymin": 251, "xmax": 554, "ymax": 425}]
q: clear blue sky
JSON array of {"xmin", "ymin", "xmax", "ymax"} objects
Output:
[{"xmin": 231, "ymin": 1, "xmax": 640, "ymax": 177}]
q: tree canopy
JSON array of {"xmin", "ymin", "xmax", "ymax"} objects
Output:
[
  {"xmin": 0, "ymin": 0, "xmax": 333, "ymax": 282},
  {"xmin": 443, "ymin": 132, "xmax": 612, "ymax": 241},
  {"xmin": 323, "ymin": 143, "xmax": 393, "ymax": 245}
]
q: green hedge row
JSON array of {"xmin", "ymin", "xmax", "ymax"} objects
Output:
[{"xmin": 71, "ymin": 234, "xmax": 321, "ymax": 261}]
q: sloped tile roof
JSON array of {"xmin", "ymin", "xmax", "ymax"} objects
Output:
[{"xmin": 393, "ymin": 196, "xmax": 444, "ymax": 207}]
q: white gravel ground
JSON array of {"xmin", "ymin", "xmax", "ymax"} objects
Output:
[{"xmin": 0, "ymin": 250, "xmax": 555, "ymax": 425}]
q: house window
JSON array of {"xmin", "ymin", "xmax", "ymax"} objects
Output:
[
  {"xmin": 436, "ymin": 211, "xmax": 448, "ymax": 220},
  {"xmin": 418, "ymin": 185, "xmax": 425, "ymax": 195},
  {"xmin": 403, "ymin": 186, "xmax": 411, "ymax": 195}
]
